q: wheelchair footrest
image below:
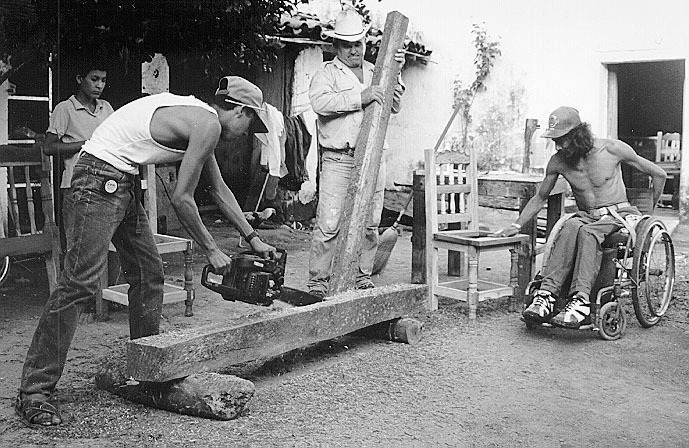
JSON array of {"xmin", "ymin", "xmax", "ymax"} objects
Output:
[{"xmin": 521, "ymin": 316, "xmax": 597, "ymax": 331}]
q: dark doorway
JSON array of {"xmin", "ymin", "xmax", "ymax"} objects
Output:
[{"xmin": 612, "ymin": 60, "xmax": 685, "ymax": 206}]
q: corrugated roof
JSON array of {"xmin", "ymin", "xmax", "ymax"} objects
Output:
[{"xmin": 273, "ymin": 12, "xmax": 433, "ymax": 65}]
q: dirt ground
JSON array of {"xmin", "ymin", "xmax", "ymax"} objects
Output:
[{"xmin": 0, "ymin": 207, "xmax": 688, "ymax": 447}]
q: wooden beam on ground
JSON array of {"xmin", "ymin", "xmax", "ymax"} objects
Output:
[
  {"xmin": 328, "ymin": 11, "xmax": 409, "ymax": 294},
  {"xmin": 127, "ymin": 283, "xmax": 426, "ymax": 382}
]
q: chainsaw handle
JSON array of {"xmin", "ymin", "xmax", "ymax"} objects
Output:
[
  {"xmin": 274, "ymin": 247, "xmax": 286, "ymax": 262},
  {"xmin": 242, "ymin": 247, "xmax": 286, "ymax": 261},
  {"xmin": 200, "ymin": 264, "xmax": 224, "ymax": 295}
]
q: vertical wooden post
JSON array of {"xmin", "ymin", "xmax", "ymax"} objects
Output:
[
  {"xmin": 679, "ymin": 58, "xmax": 689, "ymax": 224},
  {"xmin": 183, "ymin": 240, "xmax": 194, "ymax": 317},
  {"xmin": 517, "ymin": 184, "xmax": 537, "ymax": 305},
  {"xmin": 411, "ymin": 170, "xmax": 425, "ymax": 284},
  {"xmin": 329, "ymin": 11, "xmax": 409, "ymax": 294},
  {"xmin": 0, "ymin": 81, "xmax": 9, "ymax": 237},
  {"xmin": 522, "ymin": 119, "xmax": 538, "ymax": 174}
]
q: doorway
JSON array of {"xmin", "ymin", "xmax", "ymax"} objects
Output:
[{"xmin": 605, "ymin": 59, "xmax": 686, "ymax": 214}]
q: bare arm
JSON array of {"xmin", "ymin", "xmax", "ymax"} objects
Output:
[
  {"xmin": 202, "ymin": 156, "xmax": 276, "ymax": 259},
  {"xmin": 167, "ymin": 109, "xmax": 275, "ymax": 273},
  {"xmin": 391, "ymin": 50, "xmax": 406, "ymax": 114},
  {"xmin": 43, "ymin": 132, "xmax": 84, "ymax": 157},
  {"xmin": 614, "ymin": 141, "xmax": 667, "ymax": 204},
  {"xmin": 492, "ymin": 160, "xmax": 560, "ymax": 237},
  {"xmin": 169, "ymin": 116, "xmax": 227, "ymax": 267}
]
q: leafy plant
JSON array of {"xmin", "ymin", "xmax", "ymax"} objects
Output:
[
  {"xmin": 452, "ymin": 23, "xmax": 501, "ymax": 151},
  {"xmin": 0, "ymin": 0, "xmax": 311, "ymax": 85},
  {"xmin": 474, "ymin": 83, "xmax": 527, "ymax": 171}
]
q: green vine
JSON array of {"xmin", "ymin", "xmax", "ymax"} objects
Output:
[{"xmin": 452, "ymin": 23, "xmax": 501, "ymax": 151}]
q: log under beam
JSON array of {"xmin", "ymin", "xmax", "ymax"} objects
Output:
[{"xmin": 128, "ymin": 283, "xmax": 426, "ymax": 382}]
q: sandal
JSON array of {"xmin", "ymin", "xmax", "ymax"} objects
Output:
[{"xmin": 14, "ymin": 395, "xmax": 63, "ymax": 428}]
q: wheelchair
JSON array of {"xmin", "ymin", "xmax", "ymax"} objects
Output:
[{"xmin": 523, "ymin": 212, "xmax": 675, "ymax": 340}]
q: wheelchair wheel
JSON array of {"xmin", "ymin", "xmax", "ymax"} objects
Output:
[
  {"xmin": 631, "ymin": 217, "xmax": 675, "ymax": 328},
  {"xmin": 598, "ymin": 302, "xmax": 627, "ymax": 340},
  {"xmin": 0, "ymin": 256, "xmax": 10, "ymax": 287}
]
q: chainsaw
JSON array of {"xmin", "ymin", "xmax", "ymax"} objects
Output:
[
  {"xmin": 201, "ymin": 249, "xmax": 286, "ymax": 307},
  {"xmin": 201, "ymin": 248, "xmax": 324, "ymax": 307}
]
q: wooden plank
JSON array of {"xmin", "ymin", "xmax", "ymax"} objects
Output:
[
  {"xmin": 0, "ymin": 144, "xmax": 42, "ymax": 164},
  {"xmin": 127, "ymin": 283, "xmax": 426, "ymax": 382},
  {"xmin": 103, "ymin": 282, "xmax": 188, "ymax": 306},
  {"xmin": 328, "ymin": 11, "xmax": 409, "ymax": 294},
  {"xmin": 436, "ymin": 184, "xmax": 471, "ymax": 195},
  {"xmin": 411, "ymin": 171, "xmax": 425, "ymax": 284},
  {"xmin": 478, "ymin": 196, "xmax": 520, "ymax": 210},
  {"xmin": 477, "ymin": 178, "xmax": 540, "ymax": 198},
  {"xmin": 521, "ymin": 119, "xmax": 538, "ymax": 174},
  {"xmin": 680, "ymin": 58, "xmax": 689, "ymax": 223},
  {"xmin": 0, "ymin": 232, "xmax": 51, "ymax": 258}
]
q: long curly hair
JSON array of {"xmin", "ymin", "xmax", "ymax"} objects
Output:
[
  {"xmin": 568, "ymin": 123, "xmax": 595, "ymax": 153},
  {"xmin": 556, "ymin": 123, "xmax": 595, "ymax": 163}
]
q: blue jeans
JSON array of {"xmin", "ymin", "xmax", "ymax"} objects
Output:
[
  {"xmin": 307, "ymin": 150, "xmax": 385, "ymax": 294},
  {"xmin": 19, "ymin": 153, "xmax": 164, "ymax": 399},
  {"xmin": 540, "ymin": 207, "xmax": 639, "ymax": 301}
]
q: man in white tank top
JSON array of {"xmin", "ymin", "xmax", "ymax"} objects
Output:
[{"xmin": 15, "ymin": 76, "xmax": 275, "ymax": 428}]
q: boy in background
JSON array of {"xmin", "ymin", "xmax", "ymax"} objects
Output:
[{"xmin": 44, "ymin": 62, "xmax": 114, "ymax": 256}]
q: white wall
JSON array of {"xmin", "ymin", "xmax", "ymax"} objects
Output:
[{"xmin": 302, "ymin": 0, "xmax": 689, "ymax": 187}]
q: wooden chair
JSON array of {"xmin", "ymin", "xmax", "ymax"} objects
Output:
[
  {"xmin": 655, "ymin": 131, "xmax": 681, "ymax": 165},
  {"xmin": 655, "ymin": 131, "xmax": 681, "ymax": 207},
  {"xmin": 0, "ymin": 141, "xmax": 60, "ymax": 292},
  {"xmin": 424, "ymin": 148, "xmax": 530, "ymax": 320},
  {"xmin": 99, "ymin": 164, "xmax": 195, "ymax": 318}
]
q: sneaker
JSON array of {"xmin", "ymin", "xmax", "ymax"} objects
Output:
[
  {"xmin": 523, "ymin": 290, "xmax": 556, "ymax": 323},
  {"xmin": 550, "ymin": 294, "xmax": 591, "ymax": 329},
  {"xmin": 356, "ymin": 279, "xmax": 375, "ymax": 290}
]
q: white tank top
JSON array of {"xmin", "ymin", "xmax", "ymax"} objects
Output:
[{"xmin": 82, "ymin": 93, "xmax": 217, "ymax": 174}]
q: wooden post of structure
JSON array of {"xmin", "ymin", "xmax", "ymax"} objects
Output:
[
  {"xmin": 518, "ymin": 184, "xmax": 538, "ymax": 304},
  {"xmin": 522, "ymin": 119, "xmax": 539, "ymax": 174},
  {"xmin": 328, "ymin": 11, "xmax": 409, "ymax": 294},
  {"xmin": 411, "ymin": 170, "xmax": 425, "ymax": 284}
]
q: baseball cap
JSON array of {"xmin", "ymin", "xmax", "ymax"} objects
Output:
[
  {"xmin": 541, "ymin": 106, "xmax": 582, "ymax": 139},
  {"xmin": 215, "ymin": 76, "xmax": 269, "ymax": 133}
]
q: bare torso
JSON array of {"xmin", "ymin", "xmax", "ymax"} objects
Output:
[{"xmin": 552, "ymin": 138, "xmax": 629, "ymax": 210}]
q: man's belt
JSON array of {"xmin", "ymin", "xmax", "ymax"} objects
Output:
[
  {"xmin": 320, "ymin": 145, "xmax": 355, "ymax": 157},
  {"xmin": 589, "ymin": 201, "xmax": 631, "ymax": 216}
]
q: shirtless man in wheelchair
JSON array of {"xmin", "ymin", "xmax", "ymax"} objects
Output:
[{"xmin": 493, "ymin": 106, "xmax": 667, "ymax": 329}]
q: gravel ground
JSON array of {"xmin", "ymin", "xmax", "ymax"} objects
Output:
[{"xmin": 0, "ymin": 209, "xmax": 688, "ymax": 447}]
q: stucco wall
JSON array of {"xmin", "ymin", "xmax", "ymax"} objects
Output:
[{"xmin": 302, "ymin": 0, "xmax": 689, "ymax": 187}]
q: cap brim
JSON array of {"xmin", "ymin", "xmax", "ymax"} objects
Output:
[
  {"xmin": 250, "ymin": 108, "xmax": 269, "ymax": 134},
  {"xmin": 541, "ymin": 128, "xmax": 568, "ymax": 139}
]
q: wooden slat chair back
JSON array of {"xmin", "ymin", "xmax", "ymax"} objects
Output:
[
  {"xmin": 0, "ymin": 142, "xmax": 60, "ymax": 292},
  {"xmin": 424, "ymin": 148, "xmax": 529, "ymax": 320},
  {"xmin": 655, "ymin": 131, "xmax": 681, "ymax": 164},
  {"xmin": 654, "ymin": 131, "xmax": 681, "ymax": 207}
]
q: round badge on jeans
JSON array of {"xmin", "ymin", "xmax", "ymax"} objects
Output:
[{"xmin": 104, "ymin": 179, "xmax": 118, "ymax": 194}]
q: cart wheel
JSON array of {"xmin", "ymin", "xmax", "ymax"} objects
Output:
[
  {"xmin": 0, "ymin": 256, "xmax": 10, "ymax": 287},
  {"xmin": 598, "ymin": 302, "xmax": 627, "ymax": 340},
  {"xmin": 631, "ymin": 217, "xmax": 675, "ymax": 328}
]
